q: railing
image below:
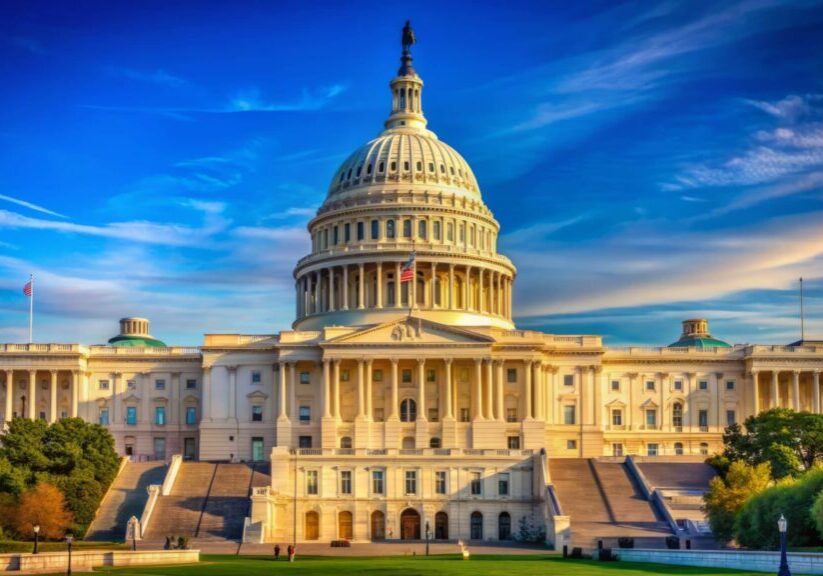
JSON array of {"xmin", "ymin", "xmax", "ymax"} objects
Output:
[
  {"xmin": 87, "ymin": 346, "xmax": 201, "ymax": 355},
  {"xmin": 202, "ymin": 334, "xmax": 276, "ymax": 346},
  {"xmin": 0, "ymin": 343, "xmax": 81, "ymax": 353},
  {"xmin": 285, "ymin": 447, "xmax": 534, "ymax": 457}
]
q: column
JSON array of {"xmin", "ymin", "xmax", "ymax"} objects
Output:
[
  {"xmin": 448, "ymin": 265, "xmax": 454, "ymax": 309},
  {"xmin": 430, "ymin": 263, "xmax": 437, "ymax": 308},
  {"xmin": 417, "ymin": 359, "xmax": 427, "ymax": 421},
  {"xmin": 278, "ymin": 362, "xmax": 287, "ymax": 420},
  {"xmin": 49, "ymin": 370, "xmax": 58, "ymax": 423},
  {"xmin": 590, "ymin": 366, "xmax": 599, "ymax": 426},
  {"xmin": 770, "ymin": 371, "xmax": 779, "ymax": 408},
  {"xmin": 342, "ymin": 265, "xmax": 349, "ymax": 310},
  {"xmin": 329, "ymin": 267, "xmax": 336, "ymax": 312},
  {"xmin": 333, "ymin": 360, "xmax": 341, "ymax": 419},
  {"xmin": 547, "ymin": 366, "xmax": 556, "ymax": 424},
  {"xmin": 484, "ymin": 359, "xmax": 493, "ymax": 419},
  {"xmin": 289, "ymin": 363, "xmax": 297, "ymax": 420},
  {"xmin": 357, "ymin": 360, "xmax": 365, "ymax": 419},
  {"xmin": 524, "ymin": 361, "xmax": 533, "ymax": 420},
  {"xmin": 202, "ymin": 367, "xmax": 212, "ymax": 421},
  {"xmin": 685, "ymin": 372, "xmax": 693, "ymax": 432},
  {"xmin": 497, "ymin": 273, "xmax": 503, "ymax": 316},
  {"xmin": 751, "ymin": 371, "xmax": 760, "ymax": 415},
  {"xmin": 814, "ymin": 371, "xmax": 821, "ymax": 414},
  {"xmin": 27, "ymin": 370, "xmax": 36, "ymax": 419},
  {"xmin": 395, "ymin": 262, "xmax": 402, "ymax": 308},
  {"xmin": 659, "ymin": 373, "xmax": 668, "ymax": 430},
  {"xmin": 535, "ymin": 363, "xmax": 546, "ymax": 420},
  {"xmin": 358, "ymin": 264, "xmax": 365, "ymax": 309},
  {"xmin": 473, "ymin": 359, "xmax": 484, "ymax": 420},
  {"xmin": 792, "ymin": 370, "xmax": 800, "ymax": 411},
  {"xmin": 444, "ymin": 359, "xmax": 453, "ymax": 420},
  {"xmin": 366, "ymin": 359, "xmax": 373, "ymax": 420},
  {"xmin": 376, "ymin": 263, "xmax": 383, "ymax": 308},
  {"xmin": 479, "ymin": 268, "xmax": 485, "ymax": 313},
  {"xmin": 411, "ymin": 259, "xmax": 418, "ymax": 308},
  {"xmin": 464, "ymin": 267, "xmax": 471, "ymax": 310},
  {"xmin": 495, "ymin": 361, "xmax": 504, "ymax": 422},
  {"xmin": 4, "ymin": 370, "xmax": 12, "ymax": 422},
  {"xmin": 322, "ymin": 360, "xmax": 332, "ymax": 418},
  {"xmin": 390, "ymin": 359, "xmax": 399, "ymax": 420}
]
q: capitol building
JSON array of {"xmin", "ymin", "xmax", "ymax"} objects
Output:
[{"xmin": 2, "ymin": 24, "xmax": 822, "ymax": 546}]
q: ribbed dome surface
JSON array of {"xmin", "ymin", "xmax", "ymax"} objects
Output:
[{"xmin": 326, "ymin": 128, "xmax": 480, "ymax": 200}]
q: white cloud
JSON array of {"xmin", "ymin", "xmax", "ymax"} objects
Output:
[{"xmin": 0, "ymin": 193, "xmax": 67, "ymax": 218}]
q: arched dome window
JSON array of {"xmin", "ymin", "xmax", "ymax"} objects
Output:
[
  {"xmin": 367, "ymin": 163, "xmax": 373, "ymax": 175},
  {"xmin": 428, "ymin": 162, "xmax": 434, "ymax": 172},
  {"xmin": 347, "ymin": 168, "xmax": 352, "ymax": 179},
  {"xmin": 416, "ymin": 161, "xmax": 422, "ymax": 171},
  {"xmin": 390, "ymin": 161, "xmax": 397, "ymax": 172},
  {"xmin": 403, "ymin": 219, "xmax": 412, "ymax": 238},
  {"xmin": 379, "ymin": 161, "xmax": 385, "ymax": 172},
  {"xmin": 356, "ymin": 165, "xmax": 362, "ymax": 177},
  {"xmin": 418, "ymin": 220, "xmax": 427, "ymax": 239},
  {"xmin": 400, "ymin": 398, "xmax": 417, "ymax": 422},
  {"xmin": 674, "ymin": 442, "xmax": 683, "ymax": 455},
  {"xmin": 440, "ymin": 164, "xmax": 445, "ymax": 173},
  {"xmin": 429, "ymin": 437, "xmax": 441, "ymax": 448},
  {"xmin": 386, "ymin": 219, "xmax": 396, "ymax": 239}
]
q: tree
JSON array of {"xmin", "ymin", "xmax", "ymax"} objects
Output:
[
  {"xmin": 721, "ymin": 409, "xmax": 823, "ymax": 479},
  {"xmin": 703, "ymin": 461, "xmax": 772, "ymax": 543},
  {"xmin": 12, "ymin": 483, "xmax": 74, "ymax": 539}
]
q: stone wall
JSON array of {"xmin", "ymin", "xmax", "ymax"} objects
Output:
[
  {"xmin": 0, "ymin": 549, "xmax": 199, "ymax": 573},
  {"xmin": 618, "ymin": 548, "xmax": 823, "ymax": 574}
]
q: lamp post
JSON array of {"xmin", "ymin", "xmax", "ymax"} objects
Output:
[
  {"xmin": 425, "ymin": 521, "xmax": 430, "ymax": 556},
  {"xmin": 778, "ymin": 514, "xmax": 791, "ymax": 576},
  {"xmin": 65, "ymin": 533, "xmax": 74, "ymax": 576},
  {"xmin": 33, "ymin": 524, "xmax": 40, "ymax": 554}
]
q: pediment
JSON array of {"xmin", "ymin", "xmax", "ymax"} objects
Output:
[
  {"xmin": 605, "ymin": 398, "xmax": 626, "ymax": 408},
  {"xmin": 122, "ymin": 393, "xmax": 140, "ymax": 403},
  {"xmin": 326, "ymin": 316, "xmax": 496, "ymax": 346},
  {"xmin": 639, "ymin": 398, "xmax": 659, "ymax": 408},
  {"xmin": 247, "ymin": 390, "xmax": 269, "ymax": 400}
]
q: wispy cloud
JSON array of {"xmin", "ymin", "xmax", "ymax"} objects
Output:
[
  {"xmin": 0, "ymin": 194, "xmax": 67, "ymax": 218},
  {"xmin": 106, "ymin": 66, "xmax": 189, "ymax": 87}
]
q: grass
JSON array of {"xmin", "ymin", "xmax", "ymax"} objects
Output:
[
  {"xmin": 78, "ymin": 553, "xmax": 807, "ymax": 575},
  {"xmin": 0, "ymin": 540, "xmax": 127, "ymax": 553}
]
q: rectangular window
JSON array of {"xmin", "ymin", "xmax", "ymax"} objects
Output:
[
  {"xmin": 298, "ymin": 435, "xmax": 312, "ymax": 448},
  {"xmin": 726, "ymin": 380, "xmax": 735, "ymax": 390},
  {"xmin": 645, "ymin": 409, "xmax": 657, "ymax": 428},
  {"xmin": 459, "ymin": 223, "xmax": 465, "ymax": 242},
  {"xmin": 373, "ymin": 369, "xmax": 383, "ymax": 382},
  {"xmin": 186, "ymin": 379, "xmax": 197, "ymax": 389},
  {"xmin": 428, "ymin": 408, "xmax": 439, "ymax": 421},
  {"xmin": 98, "ymin": 379, "xmax": 110, "ymax": 390},
  {"xmin": 344, "ymin": 223, "xmax": 351, "ymax": 242},
  {"xmin": 699, "ymin": 409, "xmax": 708, "ymax": 429},
  {"xmin": 426, "ymin": 369, "xmax": 436, "ymax": 382},
  {"xmin": 435, "ymin": 470, "xmax": 447, "ymax": 495},
  {"xmin": 507, "ymin": 436, "xmax": 520, "ymax": 449},
  {"xmin": 726, "ymin": 410, "xmax": 736, "ymax": 427},
  {"xmin": 433, "ymin": 221, "xmax": 441, "ymax": 241},
  {"xmin": 300, "ymin": 372, "xmax": 310, "ymax": 384},
  {"xmin": 563, "ymin": 374, "xmax": 574, "ymax": 387},
  {"xmin": 155, "ymin": 379, "xmax": 166, "ymax": 390},
  {"xmin": 251, "ymin": 371, "xmax": 261, "ymax": 384},
  {"xmin": 567, "ymin": 439, "xmax": 577, "ymax": 450},
  {"xmin": 647, "ymin": 443, "xmax": 659, "ymax": 456},
  {"xmin": 299, "ymin": 406, "xmax": 311, "ymax": 423},
  {"xmin": 341, "ymin": 369, "xmax": 350, "ymax": 382},
  {"xmin": 186, "ymin": 407, "xmax": 197, "ymax": 425},
  {"xmin": 403, "ymin": 219, "xmax": 412, "ymax": 238},
  {"xmin": 699, "ymin": 380, "xmax": 708, "ymax": 390},
  {"xmin": 155, "ymin": 406, "xmax": 166, "ymax": 426},
  {"xmin": 470, "ymin": 471, "xmax": 482, "ymax": 495},
  {"xmin": 498, "ymin": 473, "xmax": 510, "ymax": 496},
  {"xmin": 506, "ymin": 368, "xmax": 517, "ymax": 383},
  {"xmin": 418, "ymin": 219, "xmax": 427, "ymax": 239},
  {"xmin": 372, "ymin": 470, "xmax": 384, "ymax": 494},
  {"xmin": 611, "ymin": 380, "xmax": 620, "ymax": 391},
  {"xmin": 340, "ymin": 470, "xmax": 352, "ymax": 495},
  {"xmin": 674, "ymin": 380, "xmax": 683, "ymax": 391},
  {"xmin": 402, "ymin": 369, "xmax": 412, "ymax": 383},
  {"xmin": 612, "ymin": 410, "xmax": 622, "ymax": 426},
  {"xmin": 646, "ymin": 380, "xmax": 655, "ymax": 391},
  {"xmin": 99, "ymin": 408, "xmax": 109, "ymax": 426},
  {"xmin": 126, "ymin": 406, "xmax": 137, "ymax": 425},
  {"xmin": 306, "ymin": 470, "xmax": 318, "ymax": 495},
  {"xmin": 357, "ymin": 221, "xmax": 364, "ymax": 241},
  {"xmin": 405, "ymin": 470, "xmax": 417, "ymax": 495},
  {"xmin": 371, "ymin": 219, "xmax": 379, "ymax": 240},
  {"xmin": 252, "ymin": 405, "xmax": 263, "ymax": 422},
  {"xmin": 563, "ymin": 405, "xmax": 576, "ymax": 425},
  {"xmin": 612, "ymin": 443, "xmax": 624, "ymax": 457},
  {"xmin": 506, "ymin": 408, "xmax": 517, "ymax": 423},
  {"xmin": 460, "ymin": 408, "xmax": 470, "ymax": 422}
]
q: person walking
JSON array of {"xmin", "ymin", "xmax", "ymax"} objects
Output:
[
  {"xmin": 287, "ymin": 544, "xmax": 295, "ymax": 562},
  {"xmin": 274, "ymin": 544, "xmax": 280, "ymax": 560}
]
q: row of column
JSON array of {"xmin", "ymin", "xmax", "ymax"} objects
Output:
[
  {"xmin": 296, "ymin": 261, "xmax": 512, "ymax": 320},
  {"xmin": 1, "ymin": 369, "xmax": 79, "ymax": 423},
  {"xmin": 752, "ymin": 370, "xmax": 821, "ymax": 413}
]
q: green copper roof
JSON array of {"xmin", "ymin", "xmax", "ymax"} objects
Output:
[
  {"xmin": 108, "ymin": 335, "xmax": 167, "ymax": 347},
  {"xmin": 668, "ymin": 336, "xmax": 731, "ymax": 349}
]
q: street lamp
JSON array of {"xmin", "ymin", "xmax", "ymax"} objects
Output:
[
  {"xmin": 778, "ymin": 514, "xmax": 791, "ymax": 576},
  {"xmin": 65, "ymin": 533, "xmax": 74, "ymax": 576},
  {"xmin": 425, "ymin": 521, "xmax": 431, "ymax": 556},
  {"xmin": 33, "ymin": 524, "xmax": 40, "ymax": 554}
]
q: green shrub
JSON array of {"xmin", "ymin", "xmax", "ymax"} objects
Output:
[{"xmin": 704, "ymin": 461, "xmax": 771, "ymax": 544}]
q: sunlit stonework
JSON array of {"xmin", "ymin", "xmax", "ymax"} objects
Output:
[{"xmin": 1, "ymin": 23, "xmax": 822, "ymax": 547}]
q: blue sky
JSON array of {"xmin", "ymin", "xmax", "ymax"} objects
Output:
[{"xmin": 1, "ymin": 0, "xmax": 822, "ymax": 346}]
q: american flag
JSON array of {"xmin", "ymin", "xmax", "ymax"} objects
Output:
[
  {"xmin": 23, "ymin": 280, "xmax": 32, "ymax": 297},
  {"xmin": 400, "ymin": 251, "xmax": 416, "ymax": 282}
]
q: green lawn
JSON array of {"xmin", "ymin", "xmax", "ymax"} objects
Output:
[{"xmin": 83, "ymin": 554, "xmax": 803, "ymax": 576}]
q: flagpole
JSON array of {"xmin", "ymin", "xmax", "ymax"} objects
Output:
[
  {"xmin": 28, "ymin": 274, "xmax": 34, "ymax": 344},
  {"xmin": 800, "ymin": 277, "xmax": 805, "ymax": 343}
]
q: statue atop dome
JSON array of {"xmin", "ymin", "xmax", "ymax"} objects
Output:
[
  {"xmin": 402, "ymin": 20, "xmax": 416, "ymax": 53},
  {"xmin": 398, "ymin": 21, "xmax": 417, "ymax": 76}
]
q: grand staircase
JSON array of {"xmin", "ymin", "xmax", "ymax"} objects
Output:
[
  {"xmin": 549, "ymin": 458, "xmax": 670, "ymax": 549},
  {"xmin": 142, "ymin": 462, "xmax": 216, "ymax": 541},
  {"xmin": 86, "ymin": 460, "xmax": 167, "ymax": 541}
]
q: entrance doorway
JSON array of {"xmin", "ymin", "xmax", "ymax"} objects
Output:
[
  {"xmin": 338, "ymin": 511, "xmax": 353, "ymax": 540},
  {"xmin": 435, "ymin": 511, "xmax": 448, "ymax": 539},
  {"xmin": 400, "ymin": 508, "xmax": 421, "ymax": 540},
  {"xmin": 305, "ymin": 511, "xmax": 319, "ymax": 540},
  {"xmin": 251, "ymin": 437, "xmax": 264, "ymax": 461},
  {"xmin": 371, "ymin": 510, "xmax": 385, "ymax": 540},
  {"xmin": 183, "ymin": 438, "xmax": 196, "ymax": 460}
]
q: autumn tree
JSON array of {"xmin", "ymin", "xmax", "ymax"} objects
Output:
[
  {"xmin": 703, "ymin": 460, "xmax": 772, "ymax": 543},
  {"xmin": 12, "ymin": 483, "xmax": 74, "ymax": 539}
]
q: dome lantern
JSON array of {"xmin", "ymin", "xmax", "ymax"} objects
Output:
[{"xmin": 385, "ymin": 20, "xmax": 427, "ymax": 132}]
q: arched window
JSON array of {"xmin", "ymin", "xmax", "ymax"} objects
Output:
[
  {"xmin": 672, "ymin": 403, "xmax": 683, "ymax": 429},
  {"xmin": 379, "ymin": 161, "xmax": 385, "ymax": 172},
  {"xmin": 435, "ymin": 511, "xmax": 449, "ymax": 539},
  {"xmin": 356, "ymin": 165, "xmax": 362, "ymax": 177},
  {"xmin": 418, "ymin": 219, "xmax": 427, "ymax": 239},
  {"xmin": 390, "ymin": 161, "xmax": 397, "ymax": 172},
  {"xmin": 416, "ymin": 161, "xmax": 422, "ymax": 172},
  {"xmin": 371, "ymin": 510, "xmax": 385, "ymax": 540},
  {"xmin": 470, "ymin": 511, "xmax": 483, "ymax": 540},
  {"xmin": 347, "ymin": 168, "xmax": 352, "ymax": 179},
  {"xmin": 386, "ymin": 219, "xmax": 396, "ymax": 239},
  {"xmin": 498, "ymin": 512, "xmax": 511, "ymax": 540},
  {"xmin": 340, "ymin": 436, "xmax": 352, "ymax": 449},
  {"xmin": 429, "ymin": 437, "xmax": 441, "ymax": 448},
  {"xmin": 402, "ymin": 436, "xmax": 415, "ymax": 449},
  {"xmin": 440, "ymin": 164, "xmax": 445, "ymax": 173},
  {"xmin": 674, "ymin": 442, "xmax": 683, "ymax": 455},
  {"xmin": 400, "ymin": 399, "xmax": 417, "ymax": 422},
  {"xmin": 367, "ymin": 163, "xmax": 373, "ymax": 175},
  {"xmin": 700, "ymin": 442, "xmax": 709, "ymax": 455},
  {"xmin": 371, "ymin": 219, "xmax": 379, "ymax": 240},
  {"xmin": 433, "ymin": 221, "xmax": 441, "ymax": 241},
  {"xmin": 403, "ymin": 219, "xmax": 412, "ymax": 238}
]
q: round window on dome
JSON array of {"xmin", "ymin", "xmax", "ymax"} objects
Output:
[
  {"xmin": 379, "ymin": 162, "xmax": 385, "ymax": 172},
  {"xmin": 391, "ymin": 161, "xmax": 397, "ymax": 172},
  {"xmin": 428, "ymin": 162, "xmax": 434, "ymax": 172},
  {"xmin": 416, "ymin": 161, "xmax": 422, "ymax": 171}
]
